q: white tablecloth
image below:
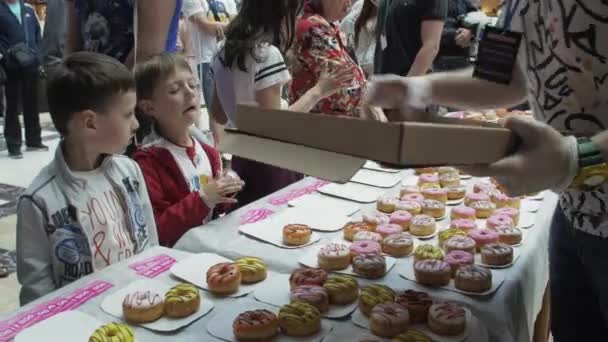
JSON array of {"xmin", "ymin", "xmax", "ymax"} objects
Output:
[{"xmin": 175, "ymin": 175, "xmax": 556, "ymax": 342}]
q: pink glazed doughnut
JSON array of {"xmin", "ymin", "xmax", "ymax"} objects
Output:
[
  {"xmin": 450, "ymin": 206, "xmax": 476, "ymax": 220},
  {"xmin": 465, "ymin": 192, "xmax": 490, "ymax": 206},
  {"xmin": 390, "ymin": 211, "xmax": 413, "ymax": 230},
  {"xmin": 350, "ymin": 240, "xmax": 382, "ymax": 258},
  {"xmin": 418, "ymin": 173, "xmax": 439, "ymax": 185},
  {"xmin": 494, "ymin": 207, "xmax": 520, "ymax": 225},
  {"xmin": 376, "ymin": 223, "xmax": 403, "ymax": 238},
  {"xmin": 402, "ymin": 193, "xmax": 425, "ymax": 203},
  {"xmin": 468, "ymin": 229, "xmax": 499, "ymax": 251},
  {"xmin": 444, "ymin": 250, "xmax": 474, "ymax": 276},
  {"xmin": 473, "ymin": 182, "xmax": 495, "ymax": 194},
  {"xmin": 486, "ymin": 214, "xmax": 514, "ymax": 229},
  {"xmin": 450, "ymin": 219, "xmax": 477, "ymax": 232}
]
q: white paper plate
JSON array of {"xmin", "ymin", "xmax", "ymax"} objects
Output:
[
  {"xmin": 318, "ymin": 183, "xmax": 386, "ymax": 203},
  {"xmin": 15, "ymin": 311, "xmax": 105, "ymax": 342},
  {"xmin": 253, "ymin": 274, "xmax": 358, "ymax": 319},
  {"xmin": 351, "ymin": 307, "xmax": 472, "ymax": 342},
  {"xmin": 288, "ymin": 194, "xmax": 361, "ymax": 217},
  {"xmin": 363, "ymin": 161, "xmax": 402, "ymax": 173},
  {"xmin": 460, "ymin": 174, "xmax": 473, "ymax": 180},
  {"xmin": 519, "ymin": 213, "xmax": 536, "ymax": 229},
  {"xmin": 526, "ymin": 192, "xmax": 545, "ymax": 201},
  {"xmin": 409, "ymin": 229, "xmax": 439, "ymax": 240},
  {"xmin": 100, "ymin": 279, "xmax": 214, "ymax": 332},
  {"xmin": 521, "ymin": 200, "xmax": 540, "ymax": 213},
  {"xmin": 351, "ymin": 169, "xmax": 402, "ymax": 188},
  {"xmin": 398, "ymin": 260, "xmax": 505, "ymax": 297},
  {"xmin": 246, "ymin": 206, "xmax": 354, "ymax": 233},
  {"xmin": 239, "ymin": 222, "xmax": 322, "ymax": 248},
  {"xmin": 298, "ymin": 245, "xmax": 397, "ymax": 279},
  {"xmin": 447, "ymin": 198, "xmax": 465, "ymax": 206},
  {"xmin": 206, "ymin": 298, "xmax": 333, "ymax": 342},
  {"xmin": 170, "ymin": 253, "xmax": 270, "ymax": 298},
  {"xmin": 474, "ymin": 249, "xmax": 521, "ymax": 269}
]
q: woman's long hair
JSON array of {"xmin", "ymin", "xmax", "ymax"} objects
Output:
[
  {"xmin": 354, "ymin": 0, "xmax": 378, "ymax": 49},
  {"xmin": 220, "ymin": 0, "xmax": 304, "ymax": 72}
]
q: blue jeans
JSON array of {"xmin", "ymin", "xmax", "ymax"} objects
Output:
[
  {"xmin": 549, "ymin": 207, "xmax": 608, "ymax": 340},
  {"xmin": 197, "ymin": 63, "xmax": 214, "ymax": 108}
]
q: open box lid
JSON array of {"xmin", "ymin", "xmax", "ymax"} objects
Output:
[{"xmin": 219, "ymin": 105, "xmax": 518, "ymax": 183}]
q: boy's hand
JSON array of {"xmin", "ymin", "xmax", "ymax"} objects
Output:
[{"xmin": 199, "ymin": 176, "xmax": 244, "ymax": 206}]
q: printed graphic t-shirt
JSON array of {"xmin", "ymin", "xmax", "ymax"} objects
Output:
[
  {"xmin": 72, "ymin": 169, "xmax": 135, "ymax": 270},
  {"xmin": 509, "ymin": 1, "xmax": 608, "ymax": 237}
]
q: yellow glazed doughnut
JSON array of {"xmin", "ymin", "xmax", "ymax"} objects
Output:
[
  {"xmin": 278, "ymin": 302, "xmax": 321, "ymax": 337},
  {"xmin": 89, "ymin": 323, "xmax": 134, "ymax": 342},
  {"xmin": 164, "ymin": 283, "xmax": 201, "ymax": 318},
  {"xmin": 235, "ymin": 257, "xmax": 267, "ymax": 284}
]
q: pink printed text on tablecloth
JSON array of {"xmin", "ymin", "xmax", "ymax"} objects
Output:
[
  {"xmin": 0, "ymin": 280, "xmax": 113, "ymax": 342},
  {"xmin": 267, "ymin": 179, "xmax": 330, "ymax": 206},
  {"xmin": 240, "ymin": 208, "xmax": 275, "ymax": 225},
  {"xmin": 128, "ymin": 254, "xmax": 177, "ymax": 278}
]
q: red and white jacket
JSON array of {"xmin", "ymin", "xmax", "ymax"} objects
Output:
[{"xmin": 133, "ymin": 129, "xmax": 230, "ymax": 246}]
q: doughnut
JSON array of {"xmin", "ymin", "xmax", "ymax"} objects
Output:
[
  {"xmin": 481, "ymin": 242, "xmax": 514, "ymax": 266},
  {"xmin": 464, "ymin": 192, "xmax": 490, "ymax": 206},
  {"xmin": 493, "ymin": 207, "xmax": 520, "ymax": 226},
  {"xmin": 122, "ymin": 290, "xmax": 164, "ymax": 323},
  {"xmin": 235, "ymin": 257, "xmax": 267, "ymax": 284},
  {"xmin": 382, "ymin": 233, "xmax": 414, "ymax": 257},
  {"xmin": 290, "ymin": 285, "xmax": 329, "ymax": 313},
  {"xmin": 450, "ymin": 206, "xmax": 476, "ymax": 220},
  {"xmin": 415, "ymin": 167, "xmax": 437, "ymax": 175},
  {"xmin": 495, "ymin": 226, "xmax": 523, "ymax": 245},
  {"xmin": 469, "ymin": 200, "xmax": 496, "ymax": 219},
  {"xmin": 444, "ymin": 250, "xmax": 474, "ymax": 276},
  {"xmin": 438, "ymin": 166, "xmax": 458, "ymax": 176},
  {"xmin": 283, "ymin": 224, "xmax": 312, "ymax": 246},
  {"xmin": 414, "ymin": 244, "xmax": 444, "ymax": 262},
  {"xmin": 317, "ymin": 242, "xmax": 351, "ymax": 270},
  {"xmin": 350, "ymin": 240, "xmax": 382, "ymax": 258},
  {"xmin": 206, "ymin": 262, "xmax": 242, "ymax": 295},
  {"xmin": 278, "ymin": 302, "xmax": 321, "ymax": 337},
  {"xmin": 376, "ymin": 223, "xmax": 403, "ymax": 238},
  {"xmin": 233, "ymin": 309, "xmax": 279, "ymax": 341},
  {"xmin": 455, "ymin": 265, "xmax": 492, "ymax": 293},
  {"xmin": 422, "ymin": 188, "xmax": 448, "ymax": 203},
  {"xmin": 410, "ymin": 215, "xmax": 436, "ymax": 237},
  {"xmin": 164, "ymin": 283, "xmax": 200, "ymax": 318},
  {"xmin": 491, "ymin": 192, "xmax": 521, "ymax": 209},
  {"xmin": 439, "ymin": 173, "xmax": 461, "ymax": 188},
  {"xmin": 401, "ymin": 193, "xmax": 425, "ymax": 203},
  {"xmin": 418, "ymin": 173, "xmax": 440, "ymax": 187},
  {"xmin": 395, "ymin": 289, "xmax": 432, "ymax": 324},
  {"xmin": 352, "ymin": 253, "xmax": 387, "ymax": 278},
  {"xmin": 390, "ymin": 210, "xmax": 413, "ymax": 230},
  {"xmin": 428, "ymin": 302, "xmax": 467, "ymax": 336},
  {"xmin": 421, "ymin": 199, "xmax": 446, "ymax": 219},
  {"xmin": 414, "ymin": 259, "xmax": 451, "ymax": 287},
  {"xmin": 400, "ymin": 185, "xmax": 421, "ymax": 197},
  {"xmin": 359, "ymin": 284, "xmax": 396, "ymax": 316},
  {"xmin": 450, "ymin": 218, "xmax": 477, "ymax": 232},
  {"xmin": 377, "ymin": 195, "xmax": 399, "ymax": 213},
  {"xmin": 395, "ymin": 200, "xmax": 422, "ymax": 215},
  {"xmin": 353, "ymin": 230, "xmax": 383, "ymax": 243},
  {"xmin": 443, "ymin": 236, "xmax": 477, "ymax": 254},
  {"xmin": 362, "ymin": 211, "xmax": 391, "ymax": 229},
  {"xmin": 473, "ymin": 182, "xmax": 495, "ymax": 194},
  {"xmin": 290, "ymin": 268, "xmax": 328, "ymax": 290},
  {"xmin": 343, "ymin": 221, "xmax": 374, "ymax": 241},
  {"xmin": 89, "ymin": 323, "xmax": 134, "ymax": 342},
  {"xmin": 369, "ymin": 303, "xmax": 410, "ymax": 337},
  {"xmin": 232, "ymin": 310, "xmax": 279, "ymax": 341},
  {"xmin": 486, "ymin": 214, "xmax": 514, "ymax": 229},
  {"xmin": 437, "ymin": 228, "xmax": 466, "ymax": 248},
  {"xmin": 446, "ymin": 185, "xmax": 466, "ymax": 201},
  {"xmin": 392, "ymin": 329, "xmax": 432, "ymax": 342},
  {"xmin": 467, "ymin": 229, "xmax": 499, "ymax": 251},
  {"xmin": 323, "ymin": 274, "xmax": 359, "ymax": 304}
]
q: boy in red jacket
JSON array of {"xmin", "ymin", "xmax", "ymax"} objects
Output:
[{"xmin": 133, "ymin": 53, "xmax": 244, "ymax": 246}]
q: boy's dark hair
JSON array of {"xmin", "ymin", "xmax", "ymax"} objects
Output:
[{"xmin": 46, "ymin": 52, "xmax": 135, "ymax": 135}]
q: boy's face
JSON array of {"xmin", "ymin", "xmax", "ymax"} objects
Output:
[
  {"xmin": 146, "ymin": 68, "xmax": 201, "ymax": 132},
  {"xmin": 93, "ymin": 90, "xmax": 139, "ymax": 154}
]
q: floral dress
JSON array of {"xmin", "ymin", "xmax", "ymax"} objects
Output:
[{"xmin": 288, "ymin": 2, "xmax": 367, "ymax": 117}]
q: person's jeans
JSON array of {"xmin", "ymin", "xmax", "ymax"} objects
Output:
[
  {"xmin": 433, "ymin": 55, "xmax": 471, "ymax": 73},
  {"xmin": 197, "ymin": 63, "xmax": 214, "ymax": 107},
  {"xmin": 4, "ymin": 65, "xmax": 42, "ymax": 153},
  {"xmin": 549, "ymin": 207, "xmax": 608, "ymax": 341}
]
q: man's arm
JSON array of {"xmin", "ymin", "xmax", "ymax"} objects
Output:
[
  {"xmin": 135, "ymin": 0, "xmax": 176, "ymax": 62},
  {"xmin": 407, "ymin": 20, "xmax": 444, "ymax": 77},
  {"xmin": 189, "ymin": 12, "xmax": 228, "ymax": 36}
]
